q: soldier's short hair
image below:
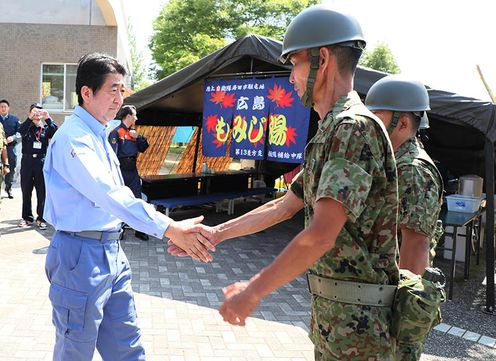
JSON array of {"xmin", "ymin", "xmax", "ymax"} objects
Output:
[{"xmin": 328, "ymin": 45, "xmax": 362, "ymax": 75}]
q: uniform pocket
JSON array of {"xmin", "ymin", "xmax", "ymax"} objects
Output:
[
  {"xmin": 44, "ymin": 238, "xmax": 59, "ymax": 282},
  {"xmin": 59, "ymin": 237, "xmax": 85, "ymax": 272},
  {"xmin": 49, "ymin": 283, "xmax": 87, "ymax": 337}
]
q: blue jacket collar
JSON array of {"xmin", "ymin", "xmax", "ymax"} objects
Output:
[{"xmin": 74, "ymin": 105, "xmax": 108, "ymax": 138}]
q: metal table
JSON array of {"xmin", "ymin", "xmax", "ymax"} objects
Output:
[{"xmin": 439, "ymin": 209, "xmax": 483, "ymax": 300}]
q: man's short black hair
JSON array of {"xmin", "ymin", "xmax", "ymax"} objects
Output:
[
  {"xmin": 76, "ymin": 53, "xmax": 127, "ymax": 106},
  {"xmin": 408, "ymin": 112, "xmax": 422, "ymax": 133},
  {"xmin": 116, "ymin": 105, "xmax": 136, "ymax": 120},
  {"xmin": 0, "ymin": 99, "xmax": 10, "ymax": 106},
  {"xmin": 30, "ymin": 103, "xmax": 43, "ymax": 111},
  {"xmin": 328, "ymin": 45, "xmax": 362, "ymax": 75}
]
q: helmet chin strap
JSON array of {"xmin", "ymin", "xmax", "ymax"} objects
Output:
[
  {"xmin": 387, "ymin": 111, "xmax": 401, "ymax": 135},
  {"xmin": 300, "ymin": 48, "xmax": 320, "ymax": 108}
]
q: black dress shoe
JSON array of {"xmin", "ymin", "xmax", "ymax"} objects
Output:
[
  {"xmin": 6, "ymin": 190, "xmax": 13, "ymax": 199},
  {"xmin": 135, "ymin": 231, "xmax": 149, "ymax": 241}
]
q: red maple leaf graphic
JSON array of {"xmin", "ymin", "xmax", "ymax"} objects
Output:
[
  {"xmin": 213, "ymin": 139, "xmax": 225, "ymax": 148},
  {"xmin": 253, "ymin": 138, "xmax": 264, "ymax": 148},
  {"xmin": 267, "ymin": 84, "xmax": 285, "ymax": 103},
  {"xmin": 267, "ymin": 83, "xmax": 294, "ymax": 108},
  {"xmin": 222, "ymin": 93, "xmax": 236, "ymax": 108},
  {"xmin": 205, "ymin": 115, "xmax": 218, "ymax": 133},
  {"xmin": 210, "ymin": 90, "xmax": 225, "ymax": 105},
  {"xmin": 285, "ymin": 127, "xmax": 297, "ymax": 147},
  {"xmin": 278, "ymin": 90, "xmax": 294, "ymax": 108}
]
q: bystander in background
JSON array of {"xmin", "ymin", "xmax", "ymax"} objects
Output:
[
  {"xmin": 18, "ymin": 103, "xmax": 57, "ymax": 229},
  {"xmin": 109, "ymin": 104, "xmax": 150, "ymax": 240},
  {"xmin": 0, "ymin": 122, "xmax": 10, "ymax": 211},
  {"xmin": 0, "ymin": 99, "xmax": 20, "ymax": 198}
]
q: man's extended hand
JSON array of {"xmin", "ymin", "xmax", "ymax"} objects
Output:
[
  {"xmin": 164, "ymin": 215, "xmax": 216, "ymax": 262},
  {"xmin": 167, "ymin": 224, "xmax": 218, "ymax": 257},
  {"xmin": 2, "ymin": 165, "xmax": 9, "ymax": 176},
  {"xmin": 219, "ymin": 278, "xmax": 261, "ymax": 326}
]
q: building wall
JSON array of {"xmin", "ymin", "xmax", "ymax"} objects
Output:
[
  {"xmin": 0, "ymin": 23, "xmax": 117, "ymax": 124},
  {"xmin": 0, "ymin": 0, "xmax": 106, "ymax": 26}
]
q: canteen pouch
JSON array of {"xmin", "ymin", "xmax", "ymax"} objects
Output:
[{"xmin": 391, "ymin": 268, "xmax": 446, "ymax": 344}]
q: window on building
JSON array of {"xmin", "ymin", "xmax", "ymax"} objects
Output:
[{"xmin": 41, "ymin": 64, "xmax": 78, "ymax": 112}]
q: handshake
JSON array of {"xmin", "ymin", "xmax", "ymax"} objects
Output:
[
  {"xmin": 164, "ymin": 215, "xmax": 260, "ymax": 326},
  {"xmin": 164, "ymin": 215, "xmax": 219, "ymax": 263}
]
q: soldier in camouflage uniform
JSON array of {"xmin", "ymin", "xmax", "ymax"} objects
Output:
[
  {"xmin": 168, "ymin": 5, "xmax": 400, "ymax": 360},
  {"xmin": 366, "ymin": 76, "xmax": 445, "ymax": 361},
  {"xmin": 0, "ymin": 122, "xmax": 10, "ymax": 202}
]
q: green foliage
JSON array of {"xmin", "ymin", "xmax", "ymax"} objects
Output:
[
  {"xmin": 127, "ymin": 21, "xmax": 149, "ymax": 90},
  {"xmin": 359, "ymin": 42, "xmax": 400, "ymax": 74},
  {"xmin": 150, "ymin": 0, "xmax": 319, "ymax": 79}
]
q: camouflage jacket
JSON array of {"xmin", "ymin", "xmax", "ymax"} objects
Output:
[
  {"xmin": 395, "ymin": 138, "xmax": 443, "ymax": 249},
  {"xmin": 291, "ymin": 91, "xmax": 399, "ymax": 286}
]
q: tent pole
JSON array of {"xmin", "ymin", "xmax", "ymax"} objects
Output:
[
  {"xmin": 484, "ymin": 138, "xmax": 495, "ymax": 314},
  {"xmin": 207, "ymin": 70, "xmax": 290, "ymax": 80}
]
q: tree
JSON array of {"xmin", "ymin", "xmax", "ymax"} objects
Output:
[
  {"xmin": 128, "ymin": 21, "xmax": 149, "ymax": 91},
  {"xmin": 359, "ymin": 42, "xmax": 400, "ymax": 74},
  {"xmin": 150, "ymin": 0, "xmax": 318, "ymax": 79}
]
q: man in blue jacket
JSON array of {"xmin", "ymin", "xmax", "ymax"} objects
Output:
[
  {"xmin": 0, "ymin": 99, "xmax": 20, "ymax": 198},
  {"xmin": 43, "ymin": 53, "xmax": 214, "ymax": 361}
]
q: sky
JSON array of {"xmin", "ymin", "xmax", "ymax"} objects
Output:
[{"xmin": 125, "ymin": 0, "xmax": 496, "ymax": 102}]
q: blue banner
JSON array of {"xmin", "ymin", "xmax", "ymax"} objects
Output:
[
  {"xmin": 229, "ymin": 79, "xmax": 269, "ymax": 160},
  {"xmin": 266, "ymin": 77, "xmax": 309, "ymax": 163},
  {"xmin": 202, "ymin": 80, "xmax": 236, "ymax": 157},
  {"xmin": 202, "ymin": 77, "xmax": 309, "ymax": 163}
]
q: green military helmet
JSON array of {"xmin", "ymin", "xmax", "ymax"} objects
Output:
[
  {"xmin": 365, "ymin": 75, "xmax": 431, "ymax": 129},
  {"xmin": 280, "ymin": 5, "xmax": 365, "ymax": 107},
  {"xmin": 280, "ymin": 5, "xmax": 366, "ymax": 64}
]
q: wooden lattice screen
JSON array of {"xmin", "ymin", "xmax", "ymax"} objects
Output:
[
  {"xmin": 136, "ymin": 126, "xmax": 176, "ymax": 176},
  {"xmin": 174, "ymin": 128, "xmax": 233, "ymax": 174}
]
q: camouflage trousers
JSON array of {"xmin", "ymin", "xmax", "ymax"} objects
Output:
[
  {"xmin": 310, "ymin": 296, "xmax": 396, "ymax": 361},
  {"xmin": 396, "ymin": 342, "xmax": 424, "ymax": 361}
]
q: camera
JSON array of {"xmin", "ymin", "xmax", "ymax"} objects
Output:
[{"xmin": 33, "ymin": 109, "xmax": 43, "ymax": 120}]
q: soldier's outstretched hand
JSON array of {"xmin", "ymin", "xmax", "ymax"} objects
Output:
[
  {"xmin": 164, "ymin": 215, "xmax": 215, "ymax": 263},
  {"xmin": 219, "ymin": 279, "xmax": 261, "ymax": 326}
]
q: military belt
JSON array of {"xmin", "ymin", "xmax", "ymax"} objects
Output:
[
  {"xmin": 61, "ymin": 230, "xmax": 123, "ymax": 241},
  {"xmin": 307, "ymin": 273, "xmax": 397, "ymax": 307}
]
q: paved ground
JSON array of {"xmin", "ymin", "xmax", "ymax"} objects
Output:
[{"xmin": 0, "ymin": 183, "xmax": 495, "ymax": 360}]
